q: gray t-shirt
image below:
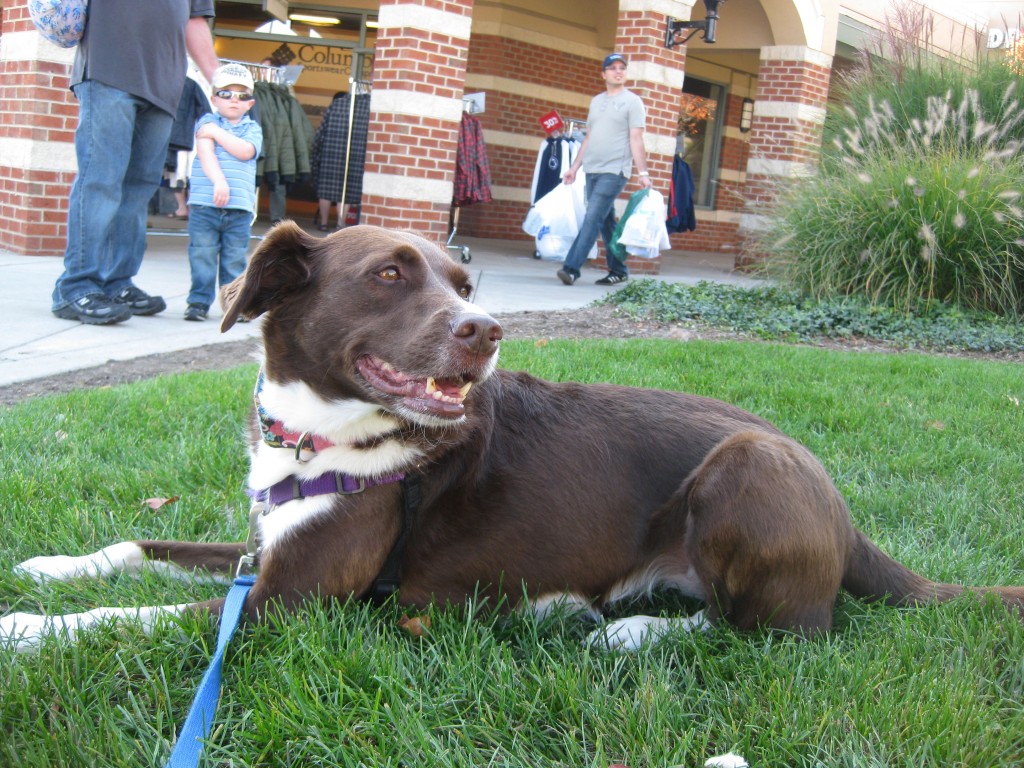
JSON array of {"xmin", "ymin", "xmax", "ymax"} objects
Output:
[
  {"xmin": 583, "ymin": 88, "xmax": 646, "ymax": 176},
  {"xmin": 71, "ymin": 0, "xmax": 215, "ymax": 116}
]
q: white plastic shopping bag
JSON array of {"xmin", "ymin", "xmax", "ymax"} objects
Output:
[
  {"xmin": 524, "ymin": 173, "xmax": 596, "ymax": 260},
  {"xmin": 617, "ymin": 189, "xmax": 671, "ymax": 257},
  {"xmin": 522, "ymin": 182, "xmax": 578, "ymax": 237}
]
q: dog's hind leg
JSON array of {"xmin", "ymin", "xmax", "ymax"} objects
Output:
[
  {"xmin": 15, "ymin": 541, "xmax": 245, "ymax": 585},
  {"xmin": 0, "ymin": 600, "xmax": 209, "ymax": 653},
  {"xmin": 684, "ymin": 430, "xmax": 854, "ymax": 637}
]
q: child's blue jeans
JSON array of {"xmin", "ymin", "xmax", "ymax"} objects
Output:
[{"xmin": 186, "ymin": 205, "xmax": 252, "ymax": 308}]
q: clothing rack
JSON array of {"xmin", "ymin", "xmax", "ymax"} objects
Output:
[
  {"xmin": 563, "ymin": 117, "xmax": 586, "ymax": 141},
  {"xmin": 462, "ymin": 91, "xmax": 486, "ymax": 115}
]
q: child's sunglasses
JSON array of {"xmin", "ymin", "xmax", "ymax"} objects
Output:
[{"xmin": 215, "ymin": 90, "xmax": 255, "ymax": 102}]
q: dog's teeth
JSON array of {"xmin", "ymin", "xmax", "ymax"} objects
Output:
[
  {"xmin": 458, "ymin": 382, "xmax": 473, "ymax": 398},
  {"xmin": 425, "ymin": 377, "xmax": 437, "ymax": 394}
]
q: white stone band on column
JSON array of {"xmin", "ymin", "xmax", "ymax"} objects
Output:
[
  {"xmin": 370, "ymin": 89, "xmax": 463, "ymax": 123},
  {"xmin": 377, "ymin": 4, "xmax": 472, "ymax": 39},
  {"xmin": 363, "ymin": 172, "xmax": 454, "ymax": 205}
]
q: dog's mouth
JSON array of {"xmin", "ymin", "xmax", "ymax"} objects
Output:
[{"xmin": 356, "ymin": 355, "xmax": 474, "ymax": 419}]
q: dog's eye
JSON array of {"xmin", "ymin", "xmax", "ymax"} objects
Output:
[
  {"xmin": 377, "ymin": 267, "xmax": 400, "ymax": 281},
  {"xmin": 457, "ymin": 285, "xmax": 472, "ymax": 299}
]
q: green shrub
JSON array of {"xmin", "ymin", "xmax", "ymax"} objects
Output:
[{"xmin": 756, "ymin": 7, "xmax": 1024, "ymax": 317}]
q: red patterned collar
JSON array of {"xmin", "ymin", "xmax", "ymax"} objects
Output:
[{"xmin": 254, "ymin": 370, "xmax": 335, "ymax": 461}]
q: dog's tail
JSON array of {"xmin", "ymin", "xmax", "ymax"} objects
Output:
[{"xmin": 842, "ymin": 530, "xmax": 1024, "ymax": 616}]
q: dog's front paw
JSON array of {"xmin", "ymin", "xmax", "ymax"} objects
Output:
[
  {"xmin": 14, "ymin": 542, "xmax": 144, "ymax": 583},
  {"xmin": 587, "ymin": 610, "xmax": 709, "ymax": 651},
  {"xmin": 0, "ymin": 612, "xmax": 51, "ymax": 653},
  {"xmin": 15, "ymin": 555, "xmax": 88, "ymax": 583}
]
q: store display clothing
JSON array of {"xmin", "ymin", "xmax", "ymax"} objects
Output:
[
  {"xmin": 453, "ymin": 112, "xmax": 492, "ymax": 206},
  {"xmin": 666, "ymin": 155, "xmax": 697, "ymax": 233},
  {"xmin": 531, "ymin": 136, "xmax": 580, "ymax": 203},
  {"xmin": 254, "ymin": 81, "xmax": 313, "ymax": 188},
  {"xmin": 311, "ymin": 92, "xmax": 370, "ymax": 205}
]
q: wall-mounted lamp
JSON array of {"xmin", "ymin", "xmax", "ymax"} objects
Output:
[
  {"xmin": 665, "ymin": 0, "xmax": 725, "ymax": 47},
  {"xmin": 740, "ymin": 97, "xmax": 754, "ymax": 132}
]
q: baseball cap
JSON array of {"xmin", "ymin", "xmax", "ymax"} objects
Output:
[
  {"xmin": 602, "ymin": 53, "xmax": 628, "ymax": 69},
  {"xmin": 211, "ymin": 63, "xmax": 255, "ymax": 92}
]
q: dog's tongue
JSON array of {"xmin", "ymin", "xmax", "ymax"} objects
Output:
[{"xmin": 357, "ymin": 356, "xmax": 472, "ymax": 416}]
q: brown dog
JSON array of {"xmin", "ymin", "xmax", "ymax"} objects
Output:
[{"xmin": 4, "ymin": 222, "xmax": 1022, "ymax": 651}]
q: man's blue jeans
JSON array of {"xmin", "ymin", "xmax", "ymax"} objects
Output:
[
  {"xmin": 561, "ymin": 172, "xmax": 629, "ymax": 277},
  {"xmin": 52, "ymin": 80, "xmax": 173, "ymax": 309},
  {"xmin": 187, "ymin": 205, "xmax": 253, "ymax": 309}
]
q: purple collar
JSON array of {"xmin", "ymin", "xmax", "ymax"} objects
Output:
[{"xmin": 255, "ymin": 471, "xmax": 406, "ymax": 507}]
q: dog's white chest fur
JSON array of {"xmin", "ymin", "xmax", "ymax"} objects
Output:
[{"xmin": 250, "ymin": 376, "xmax": 423, "ymax": 552}]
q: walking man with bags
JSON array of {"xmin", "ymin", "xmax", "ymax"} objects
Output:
[{"xmin": 557, "ymin": 53, "xmax": 653, "ymax": 286}]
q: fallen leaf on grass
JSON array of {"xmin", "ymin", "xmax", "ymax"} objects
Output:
[
  {"xmin": 398, "ymin": 614, "xmax": 431, "ymax": 637},
  {"xmin": 142, "ymin": 496, "xmax": 179, "ymax": 510}
]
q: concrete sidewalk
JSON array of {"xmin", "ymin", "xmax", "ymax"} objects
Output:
[{"xmin": 0, "ymin": 220, "xmax": 761, "ymax": 388}]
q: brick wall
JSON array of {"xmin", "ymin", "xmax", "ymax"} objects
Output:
[
  {"xmin": 0, "ymin": 2, "xmax": 79, "ymax": 256},
  {"xmin": 360, "ymin": 0, "xmax": 474, "ymax": 243},
  {"xmin": 741, "ymin": 48, "xmax": 832, "ymax": 264}
]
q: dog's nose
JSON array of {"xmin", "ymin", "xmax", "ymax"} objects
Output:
[{"xmin": 451, "ymin": 312, "xmax": 503, "ymax": 356}]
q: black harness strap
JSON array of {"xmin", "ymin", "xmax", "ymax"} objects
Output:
[{"xmin": 368, "ymin": 474, "xmax": 422, "ymax": 604}]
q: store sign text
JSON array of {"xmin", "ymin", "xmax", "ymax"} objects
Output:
[{"xmin": 988, "ymin": 27, "xmax": 1022, "ymax": 49}]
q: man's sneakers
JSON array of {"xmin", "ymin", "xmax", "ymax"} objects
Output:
[
  {"xmin": 558, "ymin": 269, "xmax": 629, "ymax": 286},
  {"xmin": 115, "ymin": 285, "xmax": 166, "ymax": 316},
  {"xmin": 53, "ymin": 294, "xmax": 133, "ymax": 325},
  {"xmin": 184, "ymin": 303, "xmax": 208, "ymax": 322},
  {"xmin": 54, "ymin": 285, "xmax": 167, "ymax": 325}
]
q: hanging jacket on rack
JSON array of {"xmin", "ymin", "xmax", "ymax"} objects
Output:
[
  {"xmin": 530, "ymin": 136, "xmax": 580, "ymax": 203},
  {"xmin": 666, "ymin": 155, "xmax": 697, "ymax": 233},
  {"xmin": 253, "ymin": 81, "xmax": 314, "ymax": 189},
  {"xmin": 453, "ymin": 112, "xmax": 492, "ymax": 207},
  {"xmin": 311, "ymin": 92, "xmax": 371, "ymax": 204}
]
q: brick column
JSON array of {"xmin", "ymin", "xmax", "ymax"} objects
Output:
[
  {"xmin": 360, "ymin": 0, "xmax": 474, "ymax": 245},
  {"xmin": 740, "ymin": 45, "xmax": 832, "ymax": 260},
  {"xmin": 0, "ymin": 1, "xmax": 78, "ymax": 256},
  {"xmin": 613, "ymin": 0, "xmax": 687, "ymax": 275}
]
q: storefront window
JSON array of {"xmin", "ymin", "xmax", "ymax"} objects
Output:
[
  {"xmin": 203, "ymin": 3, "xmax": 378, "ymax": 220},
  {"xmin": 677, "ymin": 77, "xmax": 724, "ymax": 208},
  {"xmin": 212, "ymin": 2, "xmax": 376, "ymax": 112}
]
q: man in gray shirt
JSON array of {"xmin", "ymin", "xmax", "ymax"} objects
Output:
[
  {"xmin": 557, "ymin": 53, "xmax": 652, "ymax": 286},
  {"xmin": 52, "ymin": 0, "xmax": 220, "ymax": 324}
]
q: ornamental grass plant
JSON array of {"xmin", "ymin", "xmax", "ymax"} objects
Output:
[{"xmin": 757, "ymin": 6, "xmax": 1024, "ymax": 317}]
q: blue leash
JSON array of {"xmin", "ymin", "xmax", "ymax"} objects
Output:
[{"xmin": 164, "ymin": 574, "xmax": 255, "ymax": 768}]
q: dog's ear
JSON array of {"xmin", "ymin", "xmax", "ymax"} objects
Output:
[{"xmin": 221, "ymin": 220, "xmax": 320, "ymax": 332}]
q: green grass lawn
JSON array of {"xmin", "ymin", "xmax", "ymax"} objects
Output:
[{"xmin": 1, "ymin": 339, "xmax": 1022, "ymax": 767}]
